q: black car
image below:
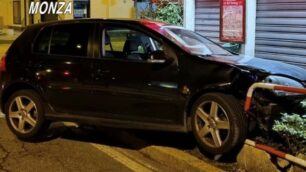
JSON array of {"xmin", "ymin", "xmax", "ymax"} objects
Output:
[{"xmin": 1, "ymin": 19, "xmax": 305, "ymax": 155}]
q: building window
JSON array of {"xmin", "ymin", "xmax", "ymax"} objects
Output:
[
  {"xmin": 13, "ymin": 0, "xmax": 22, "ymax": 25},
  {"xmin": 74, "ymin": 0, "xmax": 90, "ymax": 19}
]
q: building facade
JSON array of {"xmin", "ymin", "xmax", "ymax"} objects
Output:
[
  {"xmin": 185, "ymin": 0, "xmax": 306, "ymax": 68},
  {"xmin": 1, "ymin": 0, "xmax": 306, "ymax": 67},
  {"xmin": 0, "ymin": 0, "xmax": 135, "ymax": 30}
]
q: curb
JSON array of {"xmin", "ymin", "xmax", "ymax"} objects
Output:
[
  {"xmin": 141, "ymin": 146, "xmax": 224, "ymax": 172},
  {"xmin": 238, "ymin": 141, "xmax": 306, "ymax": 172}
]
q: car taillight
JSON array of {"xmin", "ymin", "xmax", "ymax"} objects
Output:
[{"xmin": 0, "ymin": 54, "xmax": 6, "ymax": 72}]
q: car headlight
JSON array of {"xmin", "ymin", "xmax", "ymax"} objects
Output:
[{"xmin": 263, "ymin": 76, "xmax": 304, "ymax": 96}]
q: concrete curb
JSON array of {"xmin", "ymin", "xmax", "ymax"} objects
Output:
[
  {"xmin": 141, "ymin": 146, "xmax": 224, "ymax": 172},
  {"xmin": 237, "ymin": 144, "xmax": 306, "ymax": 172}
]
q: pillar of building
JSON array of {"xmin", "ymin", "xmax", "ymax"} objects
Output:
[
  {"xmin": 241, "ymin": 0, "xmax": 257, "ymax": 56},
  {"xmin": 183, "ymin": 0, "xmax": 195, "ymax": 31}
]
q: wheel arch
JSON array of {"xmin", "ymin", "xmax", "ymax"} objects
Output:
[
  {"xmin": 185, "ymin": 84, "xmax": 239, "ymax": 130},
  {"xmin": 187, "ymin": 83, "xmax": 235, "ymax": 116},
  {"xmin": 1, "ymin": 82, "xmax": 43, "ymax": 112}
]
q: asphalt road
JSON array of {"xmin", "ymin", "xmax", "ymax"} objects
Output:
[
  {"xmin": 0, "ymin": 116, "xmax": 241, "ymax": 172},
  {"xmin": 0, "ymin": 118, "xmax": 180, "ymax": 172}
]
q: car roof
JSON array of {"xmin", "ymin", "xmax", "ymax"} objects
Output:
[{"xmin": 26, "ymin": 18, "xmax": 169, "ymax": 30}]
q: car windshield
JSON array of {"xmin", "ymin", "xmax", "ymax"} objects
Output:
[{"xmin": 162, "ymin": 26, "xmax": 232, "ymax": 56}]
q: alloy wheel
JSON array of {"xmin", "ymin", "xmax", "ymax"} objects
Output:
[
  {"xmin": 8, "ymin": 96, "xmax": 38, "ymax": 134},
  {"xmin": 195, "ymin": 101, "xmax": 230, "ymax": 148}
]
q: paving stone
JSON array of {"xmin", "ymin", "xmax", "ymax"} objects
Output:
[
  {"xmin": 277, "ymin": 157, "xmax": 290, "ymax": 168},
  {"xmin": 237, "ymin": 144, "xmax": 279, "ymax": 172}
]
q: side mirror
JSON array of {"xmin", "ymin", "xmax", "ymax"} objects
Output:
[{"xmin": 147, "ymin": 50, "xmax": 168, "ymax": 64}]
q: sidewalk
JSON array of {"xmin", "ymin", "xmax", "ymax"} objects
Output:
[
  {"xmin": 0, "ymin": 30, "xmax": 21, "ymax": 44},
  {"xmin": 0, "ymin": 44, "xmax": 10, "ymax": 56},
  {"xmin": 0, "ymin": 30, "xmax": 19, "ymax": 56}
]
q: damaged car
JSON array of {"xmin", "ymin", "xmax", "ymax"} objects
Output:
[{"xmin": 0, "ymin": 19, "xmax": 305, "ymax": 155}]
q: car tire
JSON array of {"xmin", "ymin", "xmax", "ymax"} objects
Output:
[
  {"xmin": 191, "ymin": 93, "xmax": 247, "ymax": 155},
  {"xmin": 4, "ymin": 90, "xmax": 50, "ymax": 140}
]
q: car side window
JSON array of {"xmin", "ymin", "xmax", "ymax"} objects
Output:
[
  {"xmin": 102, "ymin": 27, "xmax": 163, "ymax": 61},
  {"xmin": 33, "ymin": 27, "xmax": 52, "ymax": 54},
  {"xmin": 50, "ymin": 24, "xmax": 91, "ymax": 57}
]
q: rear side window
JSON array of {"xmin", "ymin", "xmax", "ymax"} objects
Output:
[
  {"xmin": 50, "ymin": 24, "xmax": 91, "ymax": 57},
  {"xmin": 34, "ymin": 27, "xmax": 52, "ymax": 54}
]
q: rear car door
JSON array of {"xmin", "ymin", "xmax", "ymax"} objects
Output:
[
  {"xmin": 32, "ymin": 23, "xmax": 95, "ymax": 115},
  {"xmin": 90, "ymin": 24, "xmax": 184, "ymax": 124}
]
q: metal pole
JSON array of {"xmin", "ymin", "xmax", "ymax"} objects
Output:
[
  {"xmin": 244, "ymin": 82, "xmax": 306, "ymax": 111},
  {"xmin": 245, "ymin": 139, "xmax": 306, "ymax": 168}
]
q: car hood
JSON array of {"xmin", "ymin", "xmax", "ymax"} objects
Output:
[{"xmin": 205, "ymin": 54, "xmax": 306, "ymax": 81}]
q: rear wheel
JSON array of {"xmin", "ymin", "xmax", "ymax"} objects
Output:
[
  {"xmin": 5, "ymin": 90, "xmax": 50, "ymax": 140},
  {"xmin": 191, "ymin": 93, "xmax": 247, "ymax": 155}
]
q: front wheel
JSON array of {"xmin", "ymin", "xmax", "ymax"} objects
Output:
[
  {"xmin": 191, "ymin": 93, "xmax": 247, "ymax": 155},
  {"xmin": 4, "ymin": 90, "xmax": 50, "ymax": 140}
]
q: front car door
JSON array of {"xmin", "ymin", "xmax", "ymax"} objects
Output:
[{"xmin": 91, "ymin": 23, "xmax": 185, "ymax": 125}]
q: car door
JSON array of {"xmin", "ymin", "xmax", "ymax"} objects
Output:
[
  {"xmin": 32, "ymin": 23, "xmax": 95, "ymax": 115},
  {"xmin": 91, "ymin": 24, "xmax": 184, "ymax": 124}
]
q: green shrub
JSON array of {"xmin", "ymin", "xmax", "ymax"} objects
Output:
[
  {"xmin": 272, "ymin": 113, "xmax": 306, "ymax": 155},
  {"xmin": 301, "ymin": 100, "xmax": 306, "ymax": 110},
  {"xmin": 154, "ymin": 3, "xmax": 183, "ymax": 26},
  {"xmin": 140, "ymin": 3, "xmax": 183, "ymax": 26}
]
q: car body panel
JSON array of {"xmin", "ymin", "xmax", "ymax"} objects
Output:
[
  {"xmin": 201, "ymin": 54, "xmax": 306, "ymax": 82},
  {"xmin": 1, "ymin": 19, "xmax": 306, "ymax": 133}
]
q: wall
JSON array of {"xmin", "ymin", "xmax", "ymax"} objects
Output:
[
  {"xmin": 91, "ymin": 0, "xmax": 108, "ymax": 18},
  {"xmin": 31, "ymin": 0, "xmax": 41, "ymax": 24},
  {"xmin": 91, "ymin": 0, "xmax": 135, "ymax": 19},
  {"xmin": 0, "ymin": 0, "xmax": 135, "ymax": 29},
  {"xmin": 0, "ymin": 0, "xmax": 14, "ymax": 28},
  {"xmin": 59, "ymin": 0, "xmax": 74, "ymax": 20}
]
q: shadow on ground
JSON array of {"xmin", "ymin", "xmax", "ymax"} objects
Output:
[
  {"xmin": 23, "ymin": 122, "xmax": 239, "ymax": 171},
  {"xmin": 32, "ymin": 122, "xmax": 197, "ymax": 151}
]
